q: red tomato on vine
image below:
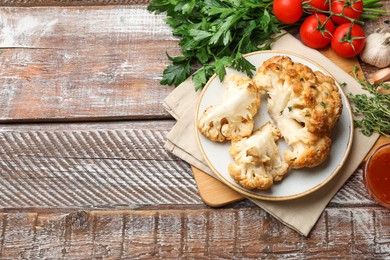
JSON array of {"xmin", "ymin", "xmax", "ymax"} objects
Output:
[
  {"xmin": 273, "ymin": 0, "xmax": 303, "ymax": 24},
  {"xmin": 300, "ymin": 14, "xmax": 335, "ymax": 49},
  {"xmin": 331, "ymin": 23, "xmax": 366, "ymax": 58},
  {"xmin": 306, "ymin": 0, "xmax": 330, "ymax": 12},
  {"xmin": 331, "ymin": 0, "xmax": 364, "ymax": 24}
]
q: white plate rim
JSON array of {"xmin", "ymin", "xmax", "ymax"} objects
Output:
[{"xmin": 194, "ymin": 50, "xmax": 354, "ymax": 201}]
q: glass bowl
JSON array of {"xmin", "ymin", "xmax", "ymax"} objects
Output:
[{"xmin": 363, "ymin": 143, "xmax": 390, "ymax": 209}]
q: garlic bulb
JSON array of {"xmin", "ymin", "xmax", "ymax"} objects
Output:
[{"xmin": 359, "ymin": 30, "xmax": 390, "ymax": 68}]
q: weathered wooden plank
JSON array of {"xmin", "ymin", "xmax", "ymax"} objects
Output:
[
  {"xmin": 62, "ymin": 211, "xmax": 95, "ymax": 259},
  {"xmin": 0, "ymin": 121, "xmax": 202, "ymax": 209},
  {"xmin": 326, "ymin": 209, "xmax": 354, "ymax": 255},
  {"xmin": 351, "ymin": 210, "xmax": 376, "ymax": 255},
  {"xmin": 0, "ymin": 121, "xmax": 381, "ymax": 209},
  {"xmin": 155, "ymin": 212, "xmax": 184, "ymax": 258},
  {"xmin": 181, "ymin": 210, "xmax": 208, "ymax": 257},
  {"xmin": 91, "ymin": 212, "xmax": 124, "ymax": 258},
  {"xmin": 207, "ymin": 210, "xmax": 237, "ymax": 258},
  {"xmin": 374, "ymin": 209, "xmax": 390, "ymax": 255},
  {"xmin": 0, "ymin": 0, "xmax": 149, "ymax": 6},
  {"xmin": 0, "ymin": 213, "xmax": 37, "ymax": 259},
  {"xmin": 33, "ymin": 213, "xmax": 68, "ymax": 259},
  {"xmin": 0, "ymin": 7, "xmax": 176, "ymax": 50},
  {"xmin": 0, "ymin": 4, "xmax": 387, "ymax": 122},
  {"xmin": 234, "ymin": 209, "xmax": 268, "ymax": 257},
  {"xmin": 330, "ymin": 168, "xmax": 375, "ymax": 207},
  {"xmin": 1, "ymin": 207, "xmax": 389, "ymax": 259},
  {"xmin": 123, "ymin": 211, "xmax": 157, "ymax": 258},
  {"xmin": 0, "ymin": 6, "xmax": 181, "ymax": 121}
]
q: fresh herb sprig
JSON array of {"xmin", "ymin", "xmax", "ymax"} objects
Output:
[
  {"xmin": 347, "ymin": 66, "xmax": 390, "ymax": 137},
  {"xmin": 148, "ymin": 0, "xmax": 282, "ymax": 90},
  {"xmin": 361, "ymin": 0, "xmax": 387, "ymax": 20}
]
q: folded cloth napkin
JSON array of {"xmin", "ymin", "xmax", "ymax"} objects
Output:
[{"xmin": 163, "ymin": 33, "xmax": 379, "ymax": 236}]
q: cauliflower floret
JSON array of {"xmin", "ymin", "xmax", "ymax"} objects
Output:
[
  {"xmin": 228, "ymin": 122, "xmax": 289, "ymax": 190},
  {"xmin": 197, "ymin": 74, "xmax": 260, "ymax": 142},
  {"xmin": 253, "ymin": 56, "xmax": 342, "ymax": 168},
  {"xmin": 276, "ymin": 115, "xmax": 332, "ymax": 168}
]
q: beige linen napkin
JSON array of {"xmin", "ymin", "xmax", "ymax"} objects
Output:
[{"xmin": 163, "ymin": 33, "xmax": 379, "ymax": 236}]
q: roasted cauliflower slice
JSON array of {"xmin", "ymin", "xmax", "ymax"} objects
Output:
[
  {"xmin": 197, "ymin": 74, "xmax": 260, "ymax": 142},
  {"xmin": 228, "ymin": 122, "xmax": 289, "ymax": 190},
  {"xmin": 253, "ymin": 56, "xmax": 342, "ymax": 168}
]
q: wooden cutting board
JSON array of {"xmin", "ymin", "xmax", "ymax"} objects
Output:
[{"xmin": 192, "ymin": 48, "xmax": 390, "ymax": 207}]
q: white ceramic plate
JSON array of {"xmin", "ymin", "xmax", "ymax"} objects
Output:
[{"xmin": 195, "ymin": 50, "xmax": 354, "ymax": 201}]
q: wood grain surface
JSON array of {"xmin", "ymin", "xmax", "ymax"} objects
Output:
[
  {"xmin": 0, "ymin": 121, "xmax": 379, "ymax": 209},
  {"xmin": 0, "ymin": 6, "xmax": 180, "ymax": 122},
  {"xmin": 0, "ymin": 207, "xmax": 390, "ymax": 258},
  {"xmin": 0, "ymin": 120, "xmax": 388, "ymax": 258},
  {"xmin": 0, "ymin": 0, "xmax": 150, "ymax": 6},
  {"xmin": 0, "ymin": 121, "xmax": 203, "ymax": 209},
  {"xmin": 0, "ymin": 1, "xmax": 389, "ymax": 258}
]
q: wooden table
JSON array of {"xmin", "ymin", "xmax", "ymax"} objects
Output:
[{"xmin": 0, "ymin": 1, "xmax": 389, "ymax": 258}]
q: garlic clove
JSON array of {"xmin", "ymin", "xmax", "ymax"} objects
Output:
[
  {"xmin": 368, "ymin": 68, "xmax": 390, "ymax": 85},
  {"xmin": 376, "ymin": 85, "xmax": 390, "ymax": 94}
]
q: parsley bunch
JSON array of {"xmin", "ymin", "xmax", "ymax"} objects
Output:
[{"xmin": 147, "ymin": 0, "xmax": 281, "ymax": 90}]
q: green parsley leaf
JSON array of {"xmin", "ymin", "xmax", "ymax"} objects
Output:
[
  {"xmin": 182, "ymin": 0, "xmax": 196, "ymax": 14},
  {"xmin": 160, "ymin": 61, "xmax": 190, "ymax": 87},
  {"xmin": 148, "ymin": 0, "xmax": 283, "ymax": 89},
  {"xmin": 233, "ymin": 53, "xmax": 256, "ymax": 78},
  {"xmin": 189, "ymin": 29, "xmax": 212, "ymax": 42},
  {"xmin": 215, "ymin": 56, "xmax": 233, "ymax": 80},
  {"xmin": 192, "ymin": 68, "xmax": 207, "ymax": 91}
]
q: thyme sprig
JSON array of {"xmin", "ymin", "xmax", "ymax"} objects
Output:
[{"xmin": 347, "ymin": 66, "xmax": 390, "ymax": 137}]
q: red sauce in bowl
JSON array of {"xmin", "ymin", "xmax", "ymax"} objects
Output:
[{"xmin": 363, "ymin": 143, "xmax": 390, "ymax": 208}]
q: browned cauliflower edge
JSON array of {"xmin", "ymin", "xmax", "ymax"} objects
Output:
[
  {"xmin": 197, "ymin": 74, "xmax": 260, "ymax": 142},
  {"xmin": 253, "ymin": 55, "xmax": 342, "ymax": 168},
  {"xmin": 228, "ymin": 122, "xmax": 289, "ymax": 190}
]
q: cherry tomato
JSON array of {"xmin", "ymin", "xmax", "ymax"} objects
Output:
[
  {"xmin": 331, "ymin": 23, "xmax": 365, "ymax": 58},
  {"xmin": 331, "ymin": 0, "xmax": 364, "ymax": 24},
  {"xmin": 306, "ymin": 0, "xmax": 330, "ymax": 12},
  {"xmin": 300, "ymin": 14, "xmax": 335, "ymax": 49},
  {"xmin": 273, "ymin": 0, "xmax": 303, "ymax": 24}
]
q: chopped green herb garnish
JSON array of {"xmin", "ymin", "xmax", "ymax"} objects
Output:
[{"xmin": 339, "ymin": 82, "xmax": 347, "ymax": 87}]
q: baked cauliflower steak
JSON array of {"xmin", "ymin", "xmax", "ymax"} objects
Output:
[
  {"xmin": 197, "ymin": 74, "xmax": 260, "ymax": 142},
  {"xmin": 253, "ymin": 56, "xmax": 342, "ymax": 168},
  {"xmin": 228, "ymin": 122, "xmax": 289, "ymax": 190}
]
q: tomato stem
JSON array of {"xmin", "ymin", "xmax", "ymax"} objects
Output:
[
  {"xmin": 302, "ymin": 0, "xmax": 385, "ymax": 24},
  {"xmin": 337, "ymin": 23, "xmax": 365, "ymax": 53}
]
